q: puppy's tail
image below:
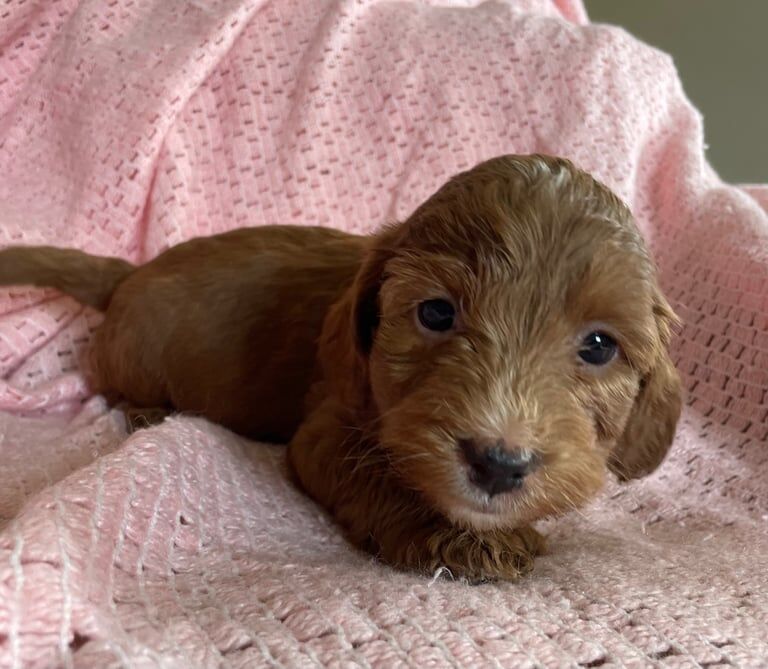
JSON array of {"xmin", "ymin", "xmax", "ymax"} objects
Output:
[{"xmin": 0, "ymin": 246, "xmax": 135, "ymax": 310}]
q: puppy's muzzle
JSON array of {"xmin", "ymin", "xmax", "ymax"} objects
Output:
[{"xmin": 459, "ymin": 438, "xmax": 539, "ymax": 497}]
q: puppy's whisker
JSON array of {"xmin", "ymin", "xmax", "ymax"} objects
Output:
[
  {"xmin": 540, "ymin": 471, "xmax": 587, "ymax": 519},
  {"xmin": 392, "ymin": 453, "xmax": 432, "ymax": 465}
]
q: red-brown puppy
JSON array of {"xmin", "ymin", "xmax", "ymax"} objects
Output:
[{"xmin": 0, "ymin": 155, "xmax": 682, "ymax": 581}]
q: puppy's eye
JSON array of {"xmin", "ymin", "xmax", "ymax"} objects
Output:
[
  {"xmin": 578, "ymin": 331, "xmax": 618, "ymax": 365},
  {"xmin": 417, "ymin": 299, "xmax": 456, "ymax": 332}
]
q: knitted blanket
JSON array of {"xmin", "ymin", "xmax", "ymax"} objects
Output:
[{"xmin": 1, "ymin": 1, "xmax": 767, "ymax": 667}]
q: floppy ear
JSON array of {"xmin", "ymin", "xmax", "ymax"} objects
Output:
[
  {"xmin": 317, "ymin": 224, "xmax": 403, "ymax": 406},
  {"xmin": 608, "ymin": 294, "xmax": 683, "ymax": 481}
]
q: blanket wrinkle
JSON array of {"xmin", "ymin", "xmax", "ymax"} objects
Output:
[{"xmin": 1, "ymin": 1, "xmax": 767, "ymax": 667}]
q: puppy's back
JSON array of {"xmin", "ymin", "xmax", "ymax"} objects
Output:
[{"xmin": 94, "ymin": 225, "xmax": 366, "ymax": 440}]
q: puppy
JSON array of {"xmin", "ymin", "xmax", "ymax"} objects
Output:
[{"xmin": 0, "ymin": 155, "xmax": 682, "ymax": 581}]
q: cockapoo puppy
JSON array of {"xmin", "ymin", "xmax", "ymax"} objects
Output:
[{"xmin": 0, "ymin": 155, "xmax": 682, "ymax": 581}]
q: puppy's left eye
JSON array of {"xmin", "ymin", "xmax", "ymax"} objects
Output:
[
  {"xmin": 417, "ymin": 299, "xmax": 456, "ymax": 332},
  {"xmin": 578, "ymin": 331, "xmax": 618, "ymax": 365}
]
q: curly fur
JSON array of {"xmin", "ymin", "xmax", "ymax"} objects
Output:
[{"xmin": 0, "ymin": 154, "xmax": 682, "ymax": 581}]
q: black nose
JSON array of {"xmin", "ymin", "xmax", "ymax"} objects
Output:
[{"xmin": 459, "ymin": 438, "xmax": 537, "ymax": 497}]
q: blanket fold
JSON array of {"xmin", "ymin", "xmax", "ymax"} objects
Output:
[{"xmin": 1, "ymin": 1, "xmax": 766, "ymax": 667}]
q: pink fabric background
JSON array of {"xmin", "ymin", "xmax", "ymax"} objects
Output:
[{"xmin": 1, "ymin": 0, "xmax": 767, "ymax": 666}]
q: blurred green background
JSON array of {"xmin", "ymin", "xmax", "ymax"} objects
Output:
[{"xmin": 585, "ymin": 1, "xmax": 766, "ymax": 183}]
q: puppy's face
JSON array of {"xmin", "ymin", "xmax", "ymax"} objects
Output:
[{"xmin": 337, "ymin": 155, "xmax": 681, "ymax": 531}]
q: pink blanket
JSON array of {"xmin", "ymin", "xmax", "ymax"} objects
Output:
[{"xmin": 1, "ymin": 1, "xmax": 767, "ymax": 666}]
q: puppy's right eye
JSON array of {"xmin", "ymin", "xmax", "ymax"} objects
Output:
[{"xmin": 417, "ymin": 299, "xmax": 456, "ymax": 332}]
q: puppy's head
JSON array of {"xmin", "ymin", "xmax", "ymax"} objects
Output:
[{"xmin": 323, "ymin": 154, "xmax": 681, "ymax": 531}]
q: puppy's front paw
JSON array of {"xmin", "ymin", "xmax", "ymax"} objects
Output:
[{"xmin": 404, "ymin": 525, "xmax": 545, "ymax": 583}]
